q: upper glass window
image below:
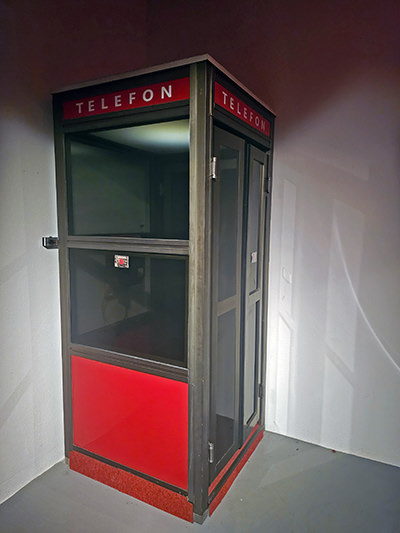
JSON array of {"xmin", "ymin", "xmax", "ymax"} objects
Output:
[{"xmin": 66, "ymin": 119, "xmax": 189, "ymax": 239}]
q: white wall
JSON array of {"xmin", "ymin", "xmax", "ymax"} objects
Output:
[
  {"xmin": 267, "ymin": 74, "xmax": 400, "ymax": 465},
  {"xmin": 0, "ymin": 0, "xmax": 399, "ymax": 505},
  {"xmin": 0, "ymin": 4, "xmax": 65, "ymax": 503},
  {"xmin": 0, "ymin": 0, "xmax": 149, "ymax": 503},
  {"xmin": 0, "ymin": 113, "xmax": 64, "ymax": 504}
]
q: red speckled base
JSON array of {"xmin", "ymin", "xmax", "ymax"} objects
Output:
[
  {"xmin": 209, "ymin": 430, "xmax": 264, "ymax": 516},
  {"xmin": 69, "ymin": 451, "xmax": 193, "ymax": 522}
]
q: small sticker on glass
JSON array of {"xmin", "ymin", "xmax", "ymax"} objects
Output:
[{"xmin": 114, "ymin": 255, "xmax": 129, "ymax": 268}]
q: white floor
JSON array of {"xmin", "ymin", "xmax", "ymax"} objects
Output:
[{"xmin": 1, "ymin": 432, "xmax": 399, "ymax": 532}]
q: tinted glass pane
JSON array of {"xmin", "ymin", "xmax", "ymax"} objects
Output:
[
  {"xmin": 69, "ymin": 249, "xmax": 187, "ymax": 365},
  {"xmin": 67, "ymin": 120, "xmax": 189, "ymax": 239},
  {"xmin": 243, "ymin": 301, "xmax": 259, "ymax": 424},
  {"xmin": 215, "ymin": 309, "xmax": 236, "ymax": 464},
  {"xmin": 247, "ymin": 160, "xmax": 262, "ymax": 292},
  {"xmin": 218, "ymin": 146, "xmax": 239, "ymax": 301}
]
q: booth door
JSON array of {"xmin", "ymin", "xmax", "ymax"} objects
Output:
[
  {"xmin": 210, "ymin": 127, "xmax": 267, "ymax": 479},
  {"xmin": 210, "ymin": 127, "xmax": 245, "ymax": 477},
  {"xmin": 242, "ymin": 145, "xmax": 267, "ymax": 442}
]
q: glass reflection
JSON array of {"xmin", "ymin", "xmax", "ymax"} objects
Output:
[
  {"xmin": 67, "ymin": 119, "xmax": 189, "ymax": 239},
  {"xmin": 70, "ymin": 249, "xmax": 187, "ymax": 365}
]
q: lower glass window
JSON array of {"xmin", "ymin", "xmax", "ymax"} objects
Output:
[{"xmin": 69, "ymin": 249, "xmax": 187, "ymax": 366}]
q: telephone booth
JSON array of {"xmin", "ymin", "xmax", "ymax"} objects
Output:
[{"xmin": 51, "ymin": 55, "xmax": 274, "ymax": 523}]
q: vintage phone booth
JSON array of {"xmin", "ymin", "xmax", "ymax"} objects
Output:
[{"xmin": 52, "ymin": 55, "xmax": 274, "ymax": 523}]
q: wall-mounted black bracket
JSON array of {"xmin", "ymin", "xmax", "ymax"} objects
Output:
[{"xmin": 42, "ymin": 236, "xmax": 59, "ymax": 249}]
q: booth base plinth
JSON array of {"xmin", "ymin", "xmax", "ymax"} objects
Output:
[{"xmin": 69, "ymin": 451, "xmax": 193, "ymax": 522}]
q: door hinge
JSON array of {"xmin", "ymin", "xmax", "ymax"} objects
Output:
[
  {"xmin": 208, "ymin": 441, "xmax": 215, "ymax": 463},
  {"xmin": 264, "ymin": 176, "xmax": 271, "ymax": 194},
  {"xmin": 210, "ymin": 156, "xmax": 217, "ymax": 181},
  {"xmin": 258, "ymin": 383, "xmax": 264, "ymax": 399}
]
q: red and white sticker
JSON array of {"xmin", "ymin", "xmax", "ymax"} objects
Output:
[
  {"xmin": 63, "ymin": 77, "xmax": 190, "ymax": 120},
  {"xmin": 214, "ymin": 82, "xmax": 270, "ymax": 136},
  {"xmin": 114, "ymin": 255, "xmax": 129, "ymax": 269}
]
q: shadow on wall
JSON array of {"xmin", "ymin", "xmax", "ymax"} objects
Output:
[
  {"xmin": 0, "ymin": 0, "xmax": 149, "ymax": 127},
  {"xmin": 3, "ymin": 0, "xmax": 398, "ymax": 135},
  {"xmin": 146, "ymin": 0, "xmax": 400, "ymax": 132}
]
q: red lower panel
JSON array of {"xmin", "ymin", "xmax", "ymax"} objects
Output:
[
  {"xmin": 71, "ymin": 356, "xmax": 188, "ymax": 490},
  {"xmin": 209, "ymin": 431, "xmax": 264, "ymax": 516},
  {"xmin": 70, "ymin": 451, "xmax": 193, "ymax": 522}
]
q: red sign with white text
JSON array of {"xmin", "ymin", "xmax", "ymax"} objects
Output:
[
  {"xmin": 63, "ymin": 77, "xmax": 190, "ymax": 120},
  {"xmin": 214, "ymin": 82, "xmax": 270, "ymax": 137}
]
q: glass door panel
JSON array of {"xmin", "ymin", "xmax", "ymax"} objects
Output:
[
  {"xmin": 210, "ymin": 128, "xmax": 245, "ymax": 478},
  {"xmin": 215, "ymin": 309, "xmax": 237, "ymax": 465}
]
